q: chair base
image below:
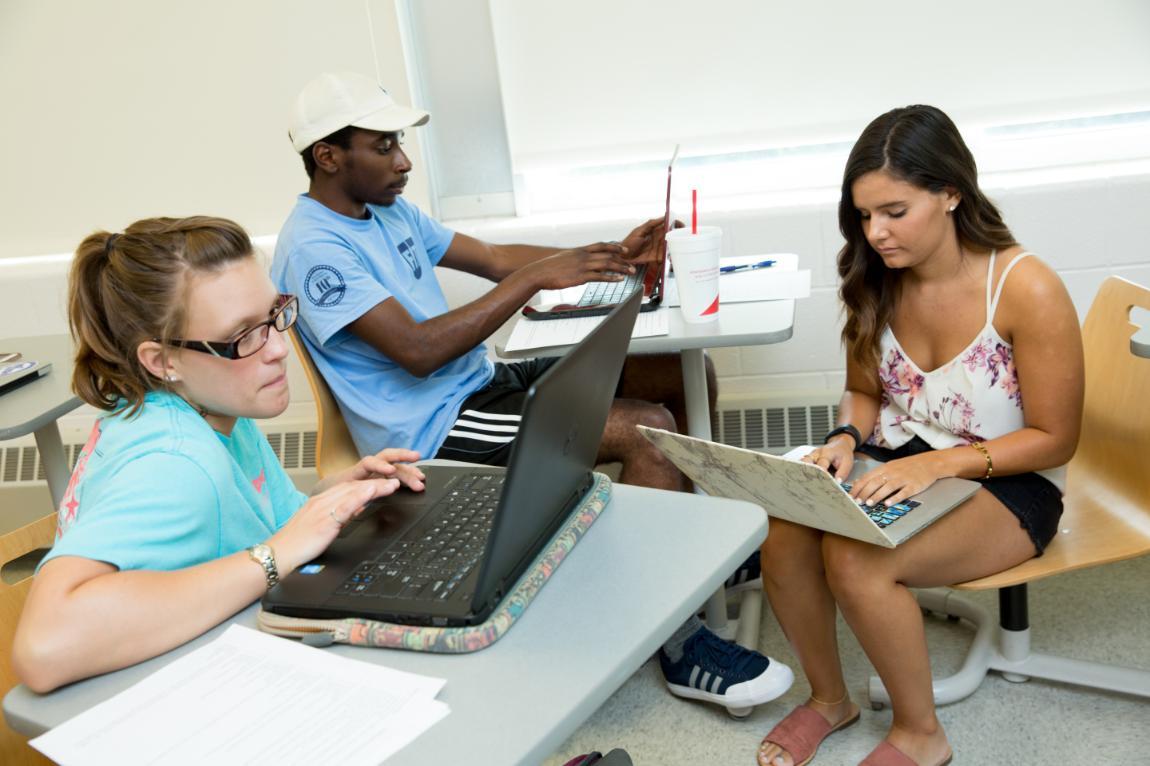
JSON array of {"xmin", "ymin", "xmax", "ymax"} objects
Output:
[{"xmin": 867, "ymin": 587, "xmax": 1150, "ymax": 709}]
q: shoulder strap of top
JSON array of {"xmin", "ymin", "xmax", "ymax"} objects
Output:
[
  {"xmin": 984, "ymin": 249, "xmax": 998, "ymax": 314},
  {"xmin": 989, "ymin": 251, "xmax": 1035, "ymax": 321}
]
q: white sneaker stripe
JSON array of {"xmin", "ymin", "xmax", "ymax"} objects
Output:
[
  {"xmin": 699, "ymin": 670, "xmax": 711, "ymax": 691},
  {"xmin": 711, "ymin": 674, "xmax": 724, "ymax": 694},
  {"xmin": 688, "ymin": 666, "xmax": 700, "ymax": 688}
]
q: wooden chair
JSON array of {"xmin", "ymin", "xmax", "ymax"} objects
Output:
[
  {"xmin": 1, "ymin": 513, "xmax": 57, "ymax": 765},
  {"xmin": 869, "ymin": 276, "xmax": 1150, "ymax": 707},
  {"xmin": 288, "ymin": 327, "xmax": 360, "ymax": 479}
]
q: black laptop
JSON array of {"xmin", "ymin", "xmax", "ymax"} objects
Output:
[{"xmin": 263, "ymin": 288, "xmax": 643, "ymax": 627}]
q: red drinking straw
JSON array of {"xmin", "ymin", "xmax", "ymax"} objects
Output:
[{"xmin": 691, "ymin": 189, "xmax": 698, "ymax": 234}]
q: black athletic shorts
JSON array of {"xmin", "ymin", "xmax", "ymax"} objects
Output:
[
  {"xmin": 857, "ymin": 436, "xmax": 1064, "ymax": 555},
  {"xmin": 433, "ymin": 359, "xmax": 560, "ymax": 466}
]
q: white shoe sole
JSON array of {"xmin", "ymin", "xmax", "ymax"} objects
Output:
[{"xmin": 666, "ymin": 657, "xmax": 794, "ymax": 708}]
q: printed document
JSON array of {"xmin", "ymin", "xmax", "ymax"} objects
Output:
[
  {"xmin": 31, "ymin": 624, "xmax": 449, "ymax": 766},
  {"xmin": 504, "ymin": 304, "xmax": 668, "ymax": 353}
]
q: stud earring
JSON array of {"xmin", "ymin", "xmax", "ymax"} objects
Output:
[
  {"xmin": 165, "ymin": 374, "xmax": 179, "ymax": 383},
  {"xmin": 948, "ymin": 205, "xmax": 956, "ymax": 212}
]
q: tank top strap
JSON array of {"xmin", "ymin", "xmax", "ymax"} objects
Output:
[
  {"xmin": 983, "ymin": 249, "xmax": 998, "ymax": 315},
  {"xmin": 989, "ymin": 251, "xmax": 1035, "ymax": 322}
]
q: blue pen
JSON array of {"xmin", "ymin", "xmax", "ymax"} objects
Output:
[{"xmin": 720, "ymin": 259, "xmax": 775, "ymax": 274}]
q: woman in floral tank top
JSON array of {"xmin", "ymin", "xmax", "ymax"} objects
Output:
[{"xmin": 757, "ymin": 106, "xmax": 1084, "ymax": 766}]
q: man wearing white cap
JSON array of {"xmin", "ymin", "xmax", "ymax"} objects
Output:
[
  {"xmin": 273, "ymin": 71, "xmax": 687, "ymax": 486},
  {"xmin": 271, "ymin": 73, "xmax": 795, "ymax": 714}
]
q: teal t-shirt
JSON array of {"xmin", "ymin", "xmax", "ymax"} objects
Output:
[{"xmin": 42, "ymin": 391, "xmax": 308, "ymax": 572}]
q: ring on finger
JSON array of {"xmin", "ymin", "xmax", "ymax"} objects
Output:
[{"xmin": 329, "ymin": 508, "xmax": 343, "ymax": 526}]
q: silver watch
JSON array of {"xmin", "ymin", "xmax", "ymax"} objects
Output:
[{"xmin": 247, "ymin": 543, "xmax": 279, "ymax": 590}]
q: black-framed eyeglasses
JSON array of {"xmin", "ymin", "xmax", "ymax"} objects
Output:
[{"xmin": 164, "ymin": 294, "xmax": 298, "ymax": 360}]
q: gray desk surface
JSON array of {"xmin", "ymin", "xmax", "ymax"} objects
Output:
[
  {"xmin": 0, "ymin": 335, "xmax": 81, "ymax": 441},
  {"xmin": 5, "ymin": 484, "xmax": 768, "ymax": 766},
  {"xmin": 496, "ymin": 298, "xmax": 795, "ymax": 359}
]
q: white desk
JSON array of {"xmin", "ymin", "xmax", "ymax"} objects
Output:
[
  {"xmin": 498, "ymin": 291, "xmax": 794, "ymax": 646},
  {"xmin": 0, "ymin": 335, "xmax": 83, "ymax": 511},
  {"xmin": 4, "ymin": 484, "xmax": 767, "ymax": 766}
]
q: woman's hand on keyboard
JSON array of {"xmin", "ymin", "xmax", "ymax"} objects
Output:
[
  {"xmin": 803, "ymin": 435, "xmax": 856, "ymax": 480},
  {"xmin": 271, "ymin": 478, "xmax": 406, "ymax": 573},
  {"xmin": 849, "ymin": 453, "xmax": 945, "ymax": 508}
]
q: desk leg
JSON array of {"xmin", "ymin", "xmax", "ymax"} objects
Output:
[
  {"xmin": 680, "ymin": 350, "xmax": 734, "ymax": 639},
  {"xmin": 33, "ymin": 423, "xmax": 69, "ymax": 511}
]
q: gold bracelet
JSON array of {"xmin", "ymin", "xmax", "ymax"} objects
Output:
[{"xmin": 970, "ymin": 441, "xmax": 993, "ymax": 479}]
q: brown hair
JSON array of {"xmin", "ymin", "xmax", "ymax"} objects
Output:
[
  {"xmin": 837, "ymin": 105, "xmax": 1018, "ymax": 371},
  {"xmin": 68, "ymin": 216, "xmax": 254, "ymax": 413}
]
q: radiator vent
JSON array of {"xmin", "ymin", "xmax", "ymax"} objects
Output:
[
  {"xmin": 713, "ymin": 402, "xmax": 840, "ymax": 454},
  {"xmin": 0, "ymin": 430, "xmax": 320, "ymax": 486}
]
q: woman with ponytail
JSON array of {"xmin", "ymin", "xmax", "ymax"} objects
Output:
[
  {"xmin": 756, "ymin": 106, "xmax": 1084, "ymax": 766},
  {"xmin": 13, "ymin": 216, "xmax": 423, "ymax": 692}
]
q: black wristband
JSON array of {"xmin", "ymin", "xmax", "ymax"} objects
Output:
[{"xmin": 824, "ymin": 424, "xmax": 862, "ymax": 450}]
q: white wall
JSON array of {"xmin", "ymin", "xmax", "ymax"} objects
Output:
[
  {"xmin": 4, "ymin": 171, "xmax": 1149, "ymax": 444},
  {"xmin": 0, "ymin": 0, "xmax": 427, "ymax": 260}
]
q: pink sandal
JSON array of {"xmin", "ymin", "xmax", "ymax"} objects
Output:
[
  {"xmin": 859, "ymin": 741, "xmax": 953, "ymax": 766},
  {"xmin": 757, "ymin": 703, "xmax": 860, "ymax": 766}
]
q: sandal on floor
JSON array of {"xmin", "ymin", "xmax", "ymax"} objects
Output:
[
  {"xmin": 859, "ymin": 741, "xmax": 953, "ymax": 766},
  {"xmin": 756, "ymin": 703, "xmax": 861, "ymax": 766}
]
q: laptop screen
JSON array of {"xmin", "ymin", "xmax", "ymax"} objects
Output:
[{"xmin": 643, "ymin": 144, "xmax": 678, "ymax": 301}]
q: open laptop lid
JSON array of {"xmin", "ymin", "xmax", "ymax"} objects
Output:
[
  {"xmin": 638, "ymin": 427, "xmax": 979, "ymax": 548},
  {"xmin": 641, "ymin": 143, "xmax": 678, "ymax": 305},
  {"xmin": 0, "ymin": 359, "xmax": 52, "ymax": 395},
  {"xmin": 468, "ymin": 288, "xmax": 644, "ymax": 617}
]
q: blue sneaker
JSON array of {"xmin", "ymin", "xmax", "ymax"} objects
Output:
[
  {"xmin": 659, "ymin": 626, "xmax": 793, "ymax": 708},
  {"xmin": 724, "ymin": 550, "xmax": 762, "ymax": 593}
]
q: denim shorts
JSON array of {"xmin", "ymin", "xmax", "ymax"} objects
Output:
[{"xmin": 857, "ymin": 436, "xmax": 1064, "ymax": 555}]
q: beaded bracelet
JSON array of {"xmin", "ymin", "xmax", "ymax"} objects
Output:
[{"xmin": 970, "ymin": 441, "xmax": 993, "ymax": 479}]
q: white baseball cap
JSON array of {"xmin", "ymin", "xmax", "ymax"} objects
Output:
[{"xmin": 288, "ymin": 72, "xmax": 430, "ymax": 153}]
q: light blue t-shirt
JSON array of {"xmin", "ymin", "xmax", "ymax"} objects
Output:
[
  {"xmin": 271, "ymin": 194, "xmax": 494, "ymax": 458},
  {"xmin": 42, "ymin": 391, "xmax": 307, "ymax": 573}
]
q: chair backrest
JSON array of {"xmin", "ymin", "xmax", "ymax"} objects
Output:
[
  {"xmin": 287, "ymin": 327, "xmax": 360, "ymax": 479},
  {"xmin": 1, "ymin": 513, "xmax": 57, "ymax": 765},
  {"xmin": 959, "ymin": 276, "xmax": 1150, "ymax": 590}
]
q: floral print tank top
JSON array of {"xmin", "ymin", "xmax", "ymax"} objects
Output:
[{"xmin": 871, "ymin": 250, "xmax": 1066, "ymax": 492}]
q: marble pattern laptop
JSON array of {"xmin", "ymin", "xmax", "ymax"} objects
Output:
[{"xmin": 638, "ymin": 426, "xmax": 980, "ymax": 548}]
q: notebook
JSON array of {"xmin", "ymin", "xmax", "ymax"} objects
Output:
[
  {"xmin": 522, "ymin": 146, "xmax": 678, "ymax": 321},
  {"xmin": 638, "ymin": 427, "xmax": 980, "ymax": 548},
  {"xmin": 264, "ymin": 289, "xmax": 643, "ymax": 626},
  {"xmin": 0, "ymin": 358, "xmax": 52, "ymax": 395}
]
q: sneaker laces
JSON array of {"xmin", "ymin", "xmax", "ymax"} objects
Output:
[{"xmin": 689, "ymin": 630, "xmax": 766, "ymax": 679}]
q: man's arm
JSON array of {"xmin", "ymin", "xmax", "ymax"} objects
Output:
[{"xmin": 348, "ymin": 239, "xmax": 633, "ymax": 377}]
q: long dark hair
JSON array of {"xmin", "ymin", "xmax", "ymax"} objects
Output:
[{"xmin": 837, "ymin": 105, "xmax": 1017, "ymax": 371}]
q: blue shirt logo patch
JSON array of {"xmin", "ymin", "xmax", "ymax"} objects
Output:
[
  {"xmin": 304, "ymin": 265, "xmax": 346, "ymax": 307},
  {"xmin": 397, "ymin": 237, "xmax": 422, "ymax": 279}
]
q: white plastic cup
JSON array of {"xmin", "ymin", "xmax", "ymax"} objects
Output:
[{"xmin": 667, "ymin": 226, "xmax": 722, "ymax": 323}]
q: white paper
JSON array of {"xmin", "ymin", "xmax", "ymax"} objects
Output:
[
  {"xmin": 504, "ymin": 306, "xmax": 668, "ymax": 353},
  {"xmin": 666, "ymin": 256, "xmax": 811, "ymax": 306},
  {"xmin": 31, "ymin": 625, "xmax": 450, "ymax": 766}
]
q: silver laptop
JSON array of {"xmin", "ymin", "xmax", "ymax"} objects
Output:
[
  {"xmin": 0, "ymin": 358, "xmax": 52, "ymax": 395},
  {"xmin": 638, "ymin": 427, "xmax": 980, "ymax": 548}
]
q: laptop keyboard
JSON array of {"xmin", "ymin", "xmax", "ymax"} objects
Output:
[
  {"xmin": 839, "ymin": 482, "xmax": 921, "ymax": 529},
  {"xmin": 336, "ymin": 473, "xmax": 505, "ymax": 603},
  {"xmin": 577, "ymin": 265, "xmax": 647, "ymax": 307}
]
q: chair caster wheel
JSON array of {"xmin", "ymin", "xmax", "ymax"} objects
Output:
[
  {"xmin": 871, "ymin": 701, "xmax": 885, "ymax": 711},
  {"xmin": 727, "ymin": 705, "xmax": 752, "ymax": 719}
]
